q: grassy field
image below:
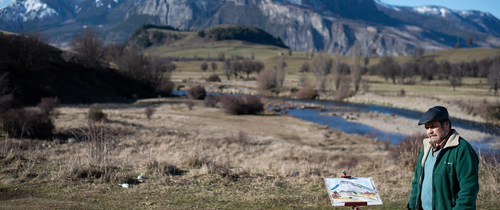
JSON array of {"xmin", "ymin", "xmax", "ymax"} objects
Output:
[
  {"xmin": 0, "ymin": 97, "xmax": 498, "ymax": 209},
  {"xmin": 141, "ymin": 27, "xmax": 500, "ymax": 105},
  {"xmin": 1, "ymin": 28, "xmax": 500, "ymax": 209}
]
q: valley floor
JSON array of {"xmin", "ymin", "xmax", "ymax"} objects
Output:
[{"xmin": 0, "ymin": 84, "xmax": 498, "ymax": 209}]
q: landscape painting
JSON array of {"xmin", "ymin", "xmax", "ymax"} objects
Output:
[{"xmin": 324, "ymin": 177, "xmax": 383, "ymax": 206}]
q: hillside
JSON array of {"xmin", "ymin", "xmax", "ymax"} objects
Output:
[
  {"xmin": 130, "ymin": 24, "xmax": 288, "ymax": 53},
  {"xmin": 137, "ymin": 26, "xmax": 500, "ymax": 70},
  {"xmin": 0, "ymin": 31, "xmax": 155, "ymax": 105},
  {"xmin": 2, "ymin": 0, "xmax": 500, "ymax": 55}
]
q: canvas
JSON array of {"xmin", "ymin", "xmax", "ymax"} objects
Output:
[{"xmin": 324, "ymin": 177, "xmax": 383, "ymax": 206}]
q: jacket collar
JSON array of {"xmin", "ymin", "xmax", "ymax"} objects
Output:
[{"xmin": 421, "ymin": 129, "xmax": 459, "ymax": 165}]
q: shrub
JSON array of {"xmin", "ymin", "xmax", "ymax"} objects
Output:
[
  {"xmin": 334, "ymin": 83, "xmax": 350, "ymax": 101},
  {"xmin": 204, "ymin": 158, "xmax": 233, "ymax": 178},
  {"xmin": 146, "ymin": 160, "xmax": 184, "ymax": 176},
  {"xmin": 88, "ymin": 104, "xmax": 107, "ymax": 122},
  {"xmin": 156, "ymin": 80, "xmax": 175, "ymax": 96},
  {"xmin": 0, "ymin": 94, "xmax": 21, "ymax": 114},
  {"xmin": 206, "ymin": 75, "xmax": 221, "ymax": 82},
  {"xmin": 145, "ymin": 106, "xmax": 155, "ymax": 119},
  {"xmin": 197, "ymin": 30, "xmax": 205, "ymax": 37},
  {"xmin": 200, "ymin": 62, "xmax": 208, "ymax": 71},
  {"xmin": 220, "ymin": 95, "xmax": 264, "ymax": 115},
  {"xmin": 390, "ymin": 133, "xmax": 425, "ymax": 171},
  {"xmin": 37, "ymin": 97, "xmax": 60, "ymax": 115},
  {"xmin": 185, "ymin": 101, "xmax": 195, "ymax": 110},
  {"xmin": 0, "ymin": 108, "xmax": 54, "ymax": 139},
  {"xmin": 70, "ymin": 28, "xmax": 105, "ymax": 68},
  {"xmin": 187, "ymin": 85, "xmax": 206, "ymax": 100},
  {"xmin": 361, "ymin": 79, "xmax": 370, "ymax": 92},
  {"xmin": 84, "ymin": 120, "xmax": 121, "ymax": 165},
  {"xmin": 295, "ymin": 86, "xmax": 318, "ymax": 99},
  {"xmin": 257, "ymin": 69, "xmax": 276, "ymax": 90},
  {"xmin": 180, "ymin": 147, "xmax": 209, "ymax": 169},
  {"xmin": 399, "ymin": 88, "xmax": 406, "ymax": 97},
  {"xmin": 204, "ymin": 95, "xmax": 221, "ymax": 107},
  {"xmin": 299, "ymin": 62, "xmax": 310, "ymax": 73}
]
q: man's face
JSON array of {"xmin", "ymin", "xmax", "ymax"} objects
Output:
[{"xmin": 424, "ymin": 121, "xmax": 450, "ymax": 144}]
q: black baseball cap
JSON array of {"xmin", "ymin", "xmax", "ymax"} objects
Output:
[{"xmin": 418, "ymin": 106, "xmax": 449, "ymax": 125}]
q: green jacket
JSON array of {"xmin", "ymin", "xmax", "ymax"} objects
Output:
[{"xmin": 408, "ymin": 129, "xmax": 479, "ymax": 210}]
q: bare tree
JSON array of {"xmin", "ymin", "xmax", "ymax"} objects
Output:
[
  {"xmin": 116, "ymin": 47, "xmax": 147, "ymax": 80},
  {"xmin": 218, "ymin": 52, "xmax": 225, "ymax": 61},
  {"xmin": 312, "ymin": 53, "xmax": 332, "ymax": 91},
  {"xmin": 363, "ymin": 56, "xmax": 370, "ymax": 67},
  {"xmin": 438, "ymin": 60, "xmax": 452, "ymax": 80},
  {"xmin": 230, "ymin": 60, "xmax": 242, "ymax": 79},
  {"xmin": 350, "ymin": 42, "xmax": 362, "ymax": 93},
  {"xmin": 331, "ymin": 50, "xmax": 342, "ymax": 91},
  {"xmin": 413, "ymin": 47, "xmax": 425, "ymax": 62},
  {"xmin": 370, "ymin": 48, "xmax": 377, "ymax": 57},
  {"xmin": 487, "ymin": 58, "xmax": 500, "ymax": 95},
  {"xmin": 113, "ymin": 46, "xmax": 173, "ymax": 89},
  {"xmin": 449, "ymin": 63, "xmax": 463, "ymax": 91},
  {"xmin": 71, "ymin": 28, "xmax": 105, "ymax": 69},
  {"xmin": 378, "ymin": 56, "xmax": 400, "ymax": 84},
  {"xmin": 0, "ymin": 73, "xmax": 19, "ymax": 114},
  {"xmin": 241, "ymin": 59, "xmax": 253, "ymax": 79},
  {"xmin": 243, "ymin": 60, "xmax": 264, "ymax": 79},
  {"xmin": 211, "ymin": 62, "xmax": 217, "ymax": 74},
  {"xmin": 467, "ymin": 37, "xmax": 473, "ymax": 47},
  {"xmin": 257, "ymin": 69, "xmax": 277, "ymax": 91},
  {"xmin": 147, "ymin": 55, "xmax": 174, "ymax": 89},
  {"xmin": 401, "ymin": 61, "xmax": 417, "ymax": 84},
  {"xmin": 253, "ymin": 60, "xmax": 265, "ymax": 75},
  {"xmin": 105, "ymin": 43, "xmax": 126, "ymax": 64},
  {"xmin": 275, "ymin": 55, "xmax": 286, "ymax": 88},
  {"xmin": 223, "ymin": 59, "xmax": 232, "ymax": 80},
  {"xmin": 418, "ymin": 59, "xmax": 439, "ymax": 81},
  {"xmin": 4, "ymin": 32, "xmax": 46, "ymax": 73}
]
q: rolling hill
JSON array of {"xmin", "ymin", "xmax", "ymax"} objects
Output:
[{"xmin": 0, "ymin": 30, "xmax": 155, "ymax": 105}]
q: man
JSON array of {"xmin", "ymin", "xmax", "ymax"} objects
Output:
[{"xmin": 408, "ymin": 106, "xmax": 479, "ymax": 210}]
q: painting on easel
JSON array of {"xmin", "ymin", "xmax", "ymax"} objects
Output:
[{"xmin": 324, "ymin": 177, "xmax": 383, "ymax": 206}]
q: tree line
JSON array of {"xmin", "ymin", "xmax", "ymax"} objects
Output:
[{"xmin": 367, "ymin": 54, "xmax": 500, "ymax": 92}]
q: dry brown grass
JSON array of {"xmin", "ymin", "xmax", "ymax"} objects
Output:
[{"xmin": 0, "ymin": 97, "xmax": 498, "ymax": 209}]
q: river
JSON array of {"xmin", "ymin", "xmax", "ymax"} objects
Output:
[{"xmin": 172, "ymin": 90, "xmax": 499, "ymax": 151}]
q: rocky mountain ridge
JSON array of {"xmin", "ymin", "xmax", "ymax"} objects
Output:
[{"xmin": 1, "ymin": 0, "xmax": 500, "ymax": 55}]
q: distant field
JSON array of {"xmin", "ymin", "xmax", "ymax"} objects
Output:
[{"xmin": 141, "ymin": 28, "xmax": 500, "ymax": 104}]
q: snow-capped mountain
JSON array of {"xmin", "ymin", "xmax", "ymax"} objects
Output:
[
  {"xmin": 374, "ymin": 1, "xmax": 500, "ymax": 37},
  {"xmin": 1, "ymin": 0, "xmax": 58, "ymax": 21},
  {"xmin": 1, "ymin": 0, "xmax": 499, "ymax": 55}
]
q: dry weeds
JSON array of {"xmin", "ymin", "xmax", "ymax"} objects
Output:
[{"xmin": 0, "ymin": 96, "xmax": 498, "ymax": 209}]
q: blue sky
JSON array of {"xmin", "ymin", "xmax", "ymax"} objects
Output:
[
  {"xmin": 0, "ymin": 0, "xmax": 499, "ymax": 19},
  {"xmin": 0, "ymin": 0, "xmax": 10, "ymax": 8}
]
